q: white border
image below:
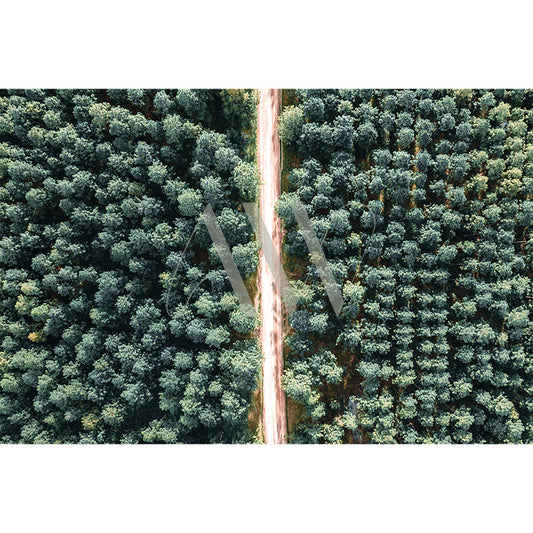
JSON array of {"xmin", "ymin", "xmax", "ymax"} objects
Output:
[
  {"xmin": 1, "ymin": 1, "xmax": 532, "ymax": 87},
  {"xmin": 1, "ymin": 444, "xmax": 531, "ymax": 532}
]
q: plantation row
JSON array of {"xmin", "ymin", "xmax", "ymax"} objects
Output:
[
  {"xmin": 278, "ymin": 89, "xmax": 533, "ymax": 443},
  {"xmin": 0, "ymin": 89, "xmax": 261, "ymax": 443}
]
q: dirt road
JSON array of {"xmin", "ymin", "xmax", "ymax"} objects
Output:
[{"xmin": 257, "ymin": 89, "xmax": 287, "ymax": 444}]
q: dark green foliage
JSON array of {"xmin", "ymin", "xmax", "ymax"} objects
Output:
[
  {"xmin": 278, "ymin": 89, "xmax": 533, "ymax": 443},
  {"xmin": 0, "ymin": 89, "xmax": 260, "ymax": 443}
]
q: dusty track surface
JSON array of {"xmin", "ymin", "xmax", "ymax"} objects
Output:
[{"xmin": 257, "ymin": 89, "xmax": 287, "ymax": 444}]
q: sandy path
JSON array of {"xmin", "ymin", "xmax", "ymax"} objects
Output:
[{"xmin": 257, "ymin": 89, "xmax": 287, "ymax": 444}]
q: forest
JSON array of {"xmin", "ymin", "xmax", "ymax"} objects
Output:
[
  {"xmin": 0, "ymin": 89, "xmax": 261, "ymax": 443},
  {"xmin": 0, "ymin": 89, "xmax": 532, "ymax": 444},
  {"xmin": 278, "ymin": 89, "xmax": 533, "ymax": 443}
]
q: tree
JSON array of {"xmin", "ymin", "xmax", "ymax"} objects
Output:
[
  {"xmin": 278, "ymin": 88, "xmax": 533, "ymax": 444},
  {"xmin": 278, "ymin": 106, "xmax": 304, "ymax": 147},
  {"xmin": 0, "ymin": 89, "xmax": 261, "ymax": 444}
]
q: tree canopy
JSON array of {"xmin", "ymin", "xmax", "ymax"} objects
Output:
[
  {"xmin": 0, "ymin": 89, "xmax": 261, "ymax": 443},
  {"xmin": 278, "ymin": 89, "xmax": 533, "ymax": 443}
]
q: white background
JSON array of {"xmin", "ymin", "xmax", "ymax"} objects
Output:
[
  {"xmin": 1, "ymin": 1, "xmax": 532, "ymax": 531},
  {"xmin": 2, "ymin": 445, "xmax": 532, "ymax": 532},
  {"xmin": 2, "ymin": 0, "xmax": 532, "ymax": 88}
]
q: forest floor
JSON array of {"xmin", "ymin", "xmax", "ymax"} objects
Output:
[{"xmin": 257, "ymin": 89, "xmax": 287, "ymax": 444}]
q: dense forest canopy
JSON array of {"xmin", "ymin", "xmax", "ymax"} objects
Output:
[
  {"xmin": 1, "ymin": 88, "xmax": 532, "ymax": 444},
  {"xmin": 278, "ymin": 89, "xmax": 533, "ymax": 443},
  {"xmin": 0, "ymin": 89, "xmax": 261, "ymax": 443}
]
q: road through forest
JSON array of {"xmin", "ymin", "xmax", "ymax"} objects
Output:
[{"xmin": 257, "ymin": 89, "xmax": 287, "ymax": 444}]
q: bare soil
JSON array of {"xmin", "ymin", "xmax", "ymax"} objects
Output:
[{"xmin": 257, "ymin": 89, "xmax": 287, "ymax": 444}]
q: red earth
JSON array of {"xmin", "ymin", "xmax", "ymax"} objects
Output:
[{"xmin": 257, "ymin": 89, "xmax": 287, "ymax": 444}]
